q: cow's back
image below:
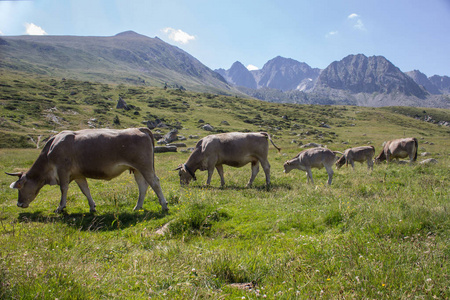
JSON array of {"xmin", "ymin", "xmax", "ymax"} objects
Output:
[
  {"xmin": 202, "ymin": 132, "xmax": 269, "ymax": 165},
  {"xmin": 47, "ymin": 128, "xmax": 154, "ymax": 179},
  {"xmin": 297, "ymin": 148, "xmax": 335, "ymax": 168}
]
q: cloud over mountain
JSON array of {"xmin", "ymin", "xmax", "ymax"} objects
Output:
[{"xmin": 162, "ymin": 27, "xmax": 195, "ymax": 44}]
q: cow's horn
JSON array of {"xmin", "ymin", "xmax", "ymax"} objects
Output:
[
  {"xmin": 174, "ymin": 165, "xmax": 183, "ymax": 171},
  {"xmin": 5, "ymin": 172, "xmax": 23, "ymax": 177}
]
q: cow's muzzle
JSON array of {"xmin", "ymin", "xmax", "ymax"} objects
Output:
[{"xmin": 17, "ymin": 202, "xmax": 29, "ymax": 208}]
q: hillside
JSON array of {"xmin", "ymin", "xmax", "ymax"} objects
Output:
[
  {"xmin": 1, "ymin": 70, "xmax": 449, "ymax": 149},
  {"xmin": 0, "ymin": 31, "xmax": 235, "ymax": 94}
]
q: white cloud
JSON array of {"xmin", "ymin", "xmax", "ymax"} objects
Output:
[
  {"xmin": 347, "ymin": 14, "xmax": 366, "ymax": 31},
  {"xmin": 162, "ymin": 27, "xmax": 195, "ymax": 44},
  {"xmin": 326, "ymin": 31, "xmax": 339, "ymax": 38},
  {"xmin": 0, "ymin": 29, "xmax": 3, "ymax": 36},
  {"xmin": 354, "ymin": 19, "xmax": 366, "ymax": 31},
  {"xmin": 25, "ymin": 23, "xmax": 47, "ymax": 35},
  {"xmin": 247, "ymin": 64, "xmax": 259, "ymax": 71}
]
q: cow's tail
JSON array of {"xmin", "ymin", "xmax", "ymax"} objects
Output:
[
  {"xmin": 413, "ymin": 137, "xmax": 418, "ymax": 161},
  {"xmin": 262, "ymin": 132, "xmax": 281, "ymax": 152}
]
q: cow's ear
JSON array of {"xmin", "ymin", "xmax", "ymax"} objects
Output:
[{"xmin": 10, "ymin": 177, "xmax": 26, "ymax": 189}]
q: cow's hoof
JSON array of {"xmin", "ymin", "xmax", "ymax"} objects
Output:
[
  {"xmin": 55, "ymin": 207, "xmax": 65, "ymax": 213},
  {"xmin": 90, "ymin": 208, "xmax": 97, "ymax": 213}
]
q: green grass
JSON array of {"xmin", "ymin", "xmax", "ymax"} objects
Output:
[{"xmin": 0, "ymin": 71, "xmax": 449, "ymax": 298}]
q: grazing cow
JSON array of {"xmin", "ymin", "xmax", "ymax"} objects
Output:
[
  {"xmin": 6, "ymin": 128, "xmax": 168, "ymax": 213},
  {"xmin": 335, "ymin": 146, "xmax": 376, "ymax": 170},
  {"xmin": 283, "ymin": 147, "xmax": 343, "ymax": 185},
  {"xmin": 176, "ymin": 132, "xmax": 280, "ymax": 187},
  {"xmin": 375, "ymin": 137, "xmax": 418, "ymax": 164}
]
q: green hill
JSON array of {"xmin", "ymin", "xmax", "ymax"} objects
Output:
[{"xmin": 0, "ymin": 31, "xmax": 235, "ymax": 94}]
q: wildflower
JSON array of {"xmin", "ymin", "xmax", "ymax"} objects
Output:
[{"xmin": 327, "ymin": 278, "xmax": 331, "ymax": 281}]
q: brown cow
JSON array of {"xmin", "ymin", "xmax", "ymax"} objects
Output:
[
  {"xmin": 7, "ymin": 128, "xmax": 168, "ymax": 213},
  {"xmin": 176, "ymin": 132, "xmax": 280, "ymax": 187},
  {"xmin": 375, "ymin": 137, "xmax": 418, "ymax": 164},
  {"xmin": 335, "ymin": 146, "xmax": 375, "ymax": 170},
  {"xmin": 284, "ymin": 147, "xmax": 343, "ymax": 185}
]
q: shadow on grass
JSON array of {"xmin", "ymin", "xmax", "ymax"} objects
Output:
[
  {"xmin": 187, "ymin": 182, "xmax": 293, "ymax": 191},
  {"xmin": 17, "ymin": 209, "xmax": 169, "ymax": 232}
]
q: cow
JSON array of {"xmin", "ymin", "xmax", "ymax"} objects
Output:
[
  {"xmin": 335, "ymin": 145, "xmax": 375, "ymax": 170},
  {"xmin": 6, "ymin": 128, "xmax": 168, "ymax": 213},
  {"xmin": 176, "ymin": 132, "xmax": 280, "ymax": 187},
  {"xmin": 374, "ymin": 137, "xmax": 418, "ymax": 165},
  {"xmin": 283, "ymin": 147, "xmax": 343, "ymax": 185}
]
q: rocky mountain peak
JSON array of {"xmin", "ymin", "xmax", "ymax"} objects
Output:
[{"xmin": 315, "ymin": 54, "xmax": 427, "ymax": 98}]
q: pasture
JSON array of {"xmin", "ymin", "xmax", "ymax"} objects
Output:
[{"xmin": 0, "ymin": 72, "xmax": 449, "ymax": 298}]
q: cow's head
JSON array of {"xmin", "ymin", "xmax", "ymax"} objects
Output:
[
  {"xmin": 175, "ymin": 164, "xmax": 196, "ymax": 186},
  {"xmin": 335, "ymin": 155, "xmax": 346, "ymax": 169},
  {"xmin": 283, "ymin": 160, "xmax": 296, "ymax": 174},
  {"xmin": 374, "ymin": 153, "xmax": 385, "ymax": 164},
  {"xmin": 6, "ymin": 172, "xmax": 45, "ymax": 208}
]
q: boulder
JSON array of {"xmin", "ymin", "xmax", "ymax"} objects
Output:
[
  {"xmin": 420, "ymin": 158, "xmax": 438, "ymax": 165},
  {"xmin": 157, "ymin": 129, "xmax": 178, "ymax": 144},
  {"xmin": 116, "ymin": 97, "xmax": 130, "ymax": 110},
  {"xmin": 154, "ymin": 146, "xmax": 177, "ymax": 153},
  {"xmin": 202, "ymin": 124, "xmax": 214, "ymax": 131},
  {"xmin": 301, "ymin": 142, "xmax": 323, "ymax": 148}
]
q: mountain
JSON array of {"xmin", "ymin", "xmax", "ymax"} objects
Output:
[
  {"xmin": 429, "ymin": 75, "xmax": 450, "ymax": 94},
  {"xmin": 216, "ymin": 61, "xmax": 257, "ymax": 89},
  {"xmin": 222, "ymin": 54, "xmax": 449, "ymax": 108},
  {"xmin": 215, "ymin": 56, "xmax": 321, "ymax": 91},
  {"xmin": 313, "ymin": 54, "xmax": 427, "ymax": 98},
  {"xmin": 0, "ymin": 31, "xmax": 234, "ymax": 94},
  {"xmin": 405, "ymin": 70, "xmax": 441, "ymax": 94},
  {"xmin": 405, "ymin": 70, "xmax": 450, "ymax": 95},
  {"xmin": 254, "ymin": 56, "xmax": 321, "ymax": 91}
]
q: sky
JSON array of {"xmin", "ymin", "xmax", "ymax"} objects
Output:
[{"xmin": 1, "ymin": 0, "xmax": 449, "ymax": 77}]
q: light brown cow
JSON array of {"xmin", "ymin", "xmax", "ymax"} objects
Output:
[
  {"xmin": 335, "ymin": 146, "xmax": 375, "ymax": 170},
  {"xmin": 7, "ymin": 128, "xmax": 168, "ymax": 213},
  {"xmin": 375, "ymin": 137, "xmax": 418, "ymax": 164},
  {"xmin": 176, "ymin": 132, "xmax": 280, "ymax": 187},
  {"xmin": 284, "ymin": 147, "xmax": 342, "ymax": 185}
]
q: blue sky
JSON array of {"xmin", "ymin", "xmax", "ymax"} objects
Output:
[{"xmin": 1, "ymin": 0, "xmax": 449, "ymax": 76}]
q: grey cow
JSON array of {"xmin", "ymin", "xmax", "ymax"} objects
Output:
[
  {"xmin": 335, "ymin": 146, "xmax": 375, "ymax": 170},
  {"xmin": 284, "ymin": 147, "xmax": 343, "ymax": 185}
]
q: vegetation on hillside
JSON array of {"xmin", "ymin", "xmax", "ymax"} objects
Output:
[{"xmin": 0, "ymin": 70, "xmax": 449, "ymax": 298}]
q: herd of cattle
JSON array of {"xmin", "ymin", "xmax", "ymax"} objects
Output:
[{"xmin": 6, "ymin": 128, "xmax": 419, "ymax": 212}]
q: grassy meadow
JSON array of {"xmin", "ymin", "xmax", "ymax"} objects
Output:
[{"xmin": 0, "ymin": 71, "xmax": 449, "ymax": 299}]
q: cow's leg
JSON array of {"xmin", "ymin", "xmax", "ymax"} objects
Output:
[
  {"xmin": 367, "ymin": 158, "xmax": 373, "ymax": 170},
  {"xmin": 139, "ymin": 170, "xmax": 168, "ymax": 211},
  {"xmin": 260, "ymin": 159, "xmax": 271, "ymax": 187},
  {"xmin": 306, "ymin": 167, "xmax": 314, "ymax": 185},
  {"xmin": 56, "ymin": 179, "xmax": 70, "ymax": 213},
  {"xmin": 325, "ymin": 165, "xmax": 334, "ymax": 185},
  {"xmin": 132, "ymin": 170, "xmax": 149, "ymax": 211},
  {"xmin": 350, "ymin": 160, "xmax": 355, "ymax": 170},
  {"xmin": 246, "ymin": 161, "xmax": 260, "ymax": 187},
  {"xmin": 206, "ymin": 166, "xmax": 215, "ymax": 186},
  {"xmin": 75, "ymin": 178, "xmax": 96, "ymax": 213},
  {"xmin": 215, "ymin": 165, "xmax": 225, "ymax": 187}
]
